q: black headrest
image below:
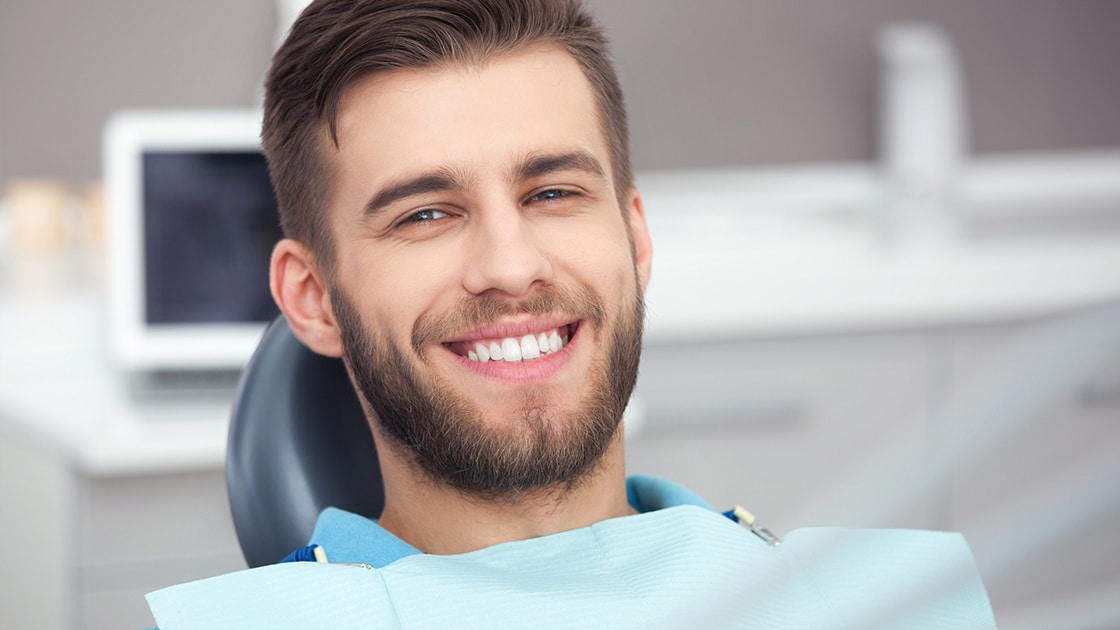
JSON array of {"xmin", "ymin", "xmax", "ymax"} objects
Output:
[{"xmin": 226, "ymin": 316, "xmax": 384, "ymax": 568}]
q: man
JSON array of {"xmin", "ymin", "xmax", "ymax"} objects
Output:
[{"xmin": 147, "ymin": 1, "xmax": 996, "ymax": 627}]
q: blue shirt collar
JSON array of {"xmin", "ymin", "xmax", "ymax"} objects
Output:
[{"xmin": 306, "ymin": 475, "xmax": 714, "ymax": 568}]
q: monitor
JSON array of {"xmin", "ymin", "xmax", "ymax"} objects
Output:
[{"xmin": 104, "ymin": 110, "xmax": 283, "ymax": 372}]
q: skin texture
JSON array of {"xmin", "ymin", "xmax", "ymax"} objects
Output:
[{"xmin": 271, "ymin": 45, "xmax": 653, "ymax": 555}]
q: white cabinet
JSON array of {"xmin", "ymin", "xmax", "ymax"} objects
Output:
[
  {"xmin": 628, "ymin": 331, "xmax": 940, "ymax": 535},
  {"xmin": 945, "ymin": 316, "xmax": 1120, "ymax": 629},
  {"xmin": 0, "ymin": 422, "xmax": 69, "ymax": 630},
  {"xmin": 76, "ymin": 470, "xmax": 247, "ymax": 629},
  {"xmin": 628, "ymin": 305, "xmax": 1120, "ymax": 629},
  {"xmin": 0, "ymin": 423, "xmax": 246, "ymax": 630}
]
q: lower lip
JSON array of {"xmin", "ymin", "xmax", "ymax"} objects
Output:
[{"xmin": 445, "ymin": 326, "xmax": 580, "ymax": 383}]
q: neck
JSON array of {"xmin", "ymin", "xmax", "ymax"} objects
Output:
[{"xmin": 373, "ymin": 431, "xmax": 634, "ymax": 555}]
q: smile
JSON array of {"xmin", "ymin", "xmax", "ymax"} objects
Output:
[{"xmin": 447, "ymin": 323, "xmax": 576, "ymax": 363}]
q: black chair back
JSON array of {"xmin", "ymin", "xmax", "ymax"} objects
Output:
[{"xmin": 226, "ymin": 316, "xmax": 384, "ymax": 568}]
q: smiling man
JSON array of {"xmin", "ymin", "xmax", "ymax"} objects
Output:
[
  {"xmin": 267, "ymin": 6, "xmax": 651, "ymax": 554},
  {"xmin": 145, "ymin": 1, "xmax": 996, "ymax": 627}
]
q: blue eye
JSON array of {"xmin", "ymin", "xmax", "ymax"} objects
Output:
[
  {"xmin": 531, "ymin": 188, "xmax": 573, "ymax": 202},
  {"xmin": 405, "ymin": 208, "xmax": 449, "ymax": 223}
]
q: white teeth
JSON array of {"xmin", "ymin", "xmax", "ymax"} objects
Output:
[
  {"xmin": 464, "ymin": 327, "xmax": 571, "ymax": 362},
  {"xmin": 520, "ymin": 334, "xmax": 540, "ymax": 360},
  {"xmin": 502, "ymin": 337, "xmax": 522, "ymax": 362},
  {"xmin": 549, "ymin": 330, "xmax": 562, "ymax": 353}
]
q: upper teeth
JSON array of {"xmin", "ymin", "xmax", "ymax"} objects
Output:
[{"xmin": 465, "ymin": 329, "xmax": 568, "ymax": 363}]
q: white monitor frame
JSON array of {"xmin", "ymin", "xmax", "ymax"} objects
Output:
[{"xmin": 104, "ymin": 109, "xmax": 273, "ymax": 372}]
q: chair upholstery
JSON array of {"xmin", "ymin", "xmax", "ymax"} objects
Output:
[{"xmin": 227, "ymin": 316, "xmax": 384, "ymax": 568}]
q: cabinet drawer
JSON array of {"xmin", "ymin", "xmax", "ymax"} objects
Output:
[
  {"xmin": 77, "ymin": 470, "xmax": 243, "ymax": 569},
  {"xmin": 628, "ymin": 332, "xmax": 935, "ymax": 534},
  {"xmin": 80, "ymin": 586, "xmax": 157, "ymax": 630},
  {"xmin": 78, "ymin": 553, "xmax": 247, "ymax": 630}
]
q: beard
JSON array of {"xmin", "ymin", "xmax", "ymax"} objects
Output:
[{"xmin": 330, "ymin": 279, "xmax": 645, "ymax": 499}]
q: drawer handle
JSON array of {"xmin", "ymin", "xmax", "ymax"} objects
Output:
[
  {"xmin": 645, "ymin": 400, "xmax": 809, "ymax": 432},
  {"xmin": 1081, "ymin": 380, "xmax": 1120, "ymax": 407}
]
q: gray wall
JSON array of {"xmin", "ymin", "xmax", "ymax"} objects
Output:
[
  {"xmin": 0, "ymin": 0, "xmax": 276, "ymax": 185},
  {"xmin": 600, "ymin": 0, "xmax": 1120, "ymax": 170},
  {"xmin": 2, "ymin": 0, "xmax": 1119, "ymax": 185}
]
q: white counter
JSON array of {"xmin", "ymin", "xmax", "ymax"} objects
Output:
[{"xmin": 646, "ymin": 229, "xmax": 1120, "ymax": 342}]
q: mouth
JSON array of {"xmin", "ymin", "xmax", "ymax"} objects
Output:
[{"xmin": 444, "ymin": 322, "xmax": 577, "ymax": 364}]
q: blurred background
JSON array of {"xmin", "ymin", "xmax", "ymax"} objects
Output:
[
  {"xmin": 1, "ymin": 1, "xmax": 1119, "ymax": 629},
  {"xmin": 2, "ymin": 0, "xmax": 1119, "ymax": 182}
]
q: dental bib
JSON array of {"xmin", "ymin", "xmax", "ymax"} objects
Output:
[{"xmin": 147, "ymin": 502, "xmax": 995, "ymax": 629}]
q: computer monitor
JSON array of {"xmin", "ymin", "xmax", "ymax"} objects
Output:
[{"xmin": 104, "ymin": 110, "xmax": 283, "ymax": 372}]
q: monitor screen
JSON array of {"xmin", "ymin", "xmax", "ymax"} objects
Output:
[{"xmin": 142, "ymin": 151, "xmax": 281, "ymax": 326}]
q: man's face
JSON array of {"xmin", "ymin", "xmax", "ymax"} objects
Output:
[{"xmin": 322, "ymin": 46, "xmax": 651, "ymax": 495}]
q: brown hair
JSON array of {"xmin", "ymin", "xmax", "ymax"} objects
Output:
[{"xmin": 262, "ymin": 0, "xmax": 631, "ymax": 275}]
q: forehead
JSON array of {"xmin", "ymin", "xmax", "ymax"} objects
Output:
[{"xmin": 329, "ymin": 46, "xmax": 611, "ymax": 191}]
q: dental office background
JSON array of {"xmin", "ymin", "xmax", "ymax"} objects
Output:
[{"xmin": 2, "ymin": 1, "xmax": 1119, "ymax": 629}]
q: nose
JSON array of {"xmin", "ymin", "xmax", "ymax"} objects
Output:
[{"xmin": 461, "ymin": 205, "xmax": 553, "ymax": 298}]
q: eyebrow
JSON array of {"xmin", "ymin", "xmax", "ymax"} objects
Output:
[
  {"xmin": 362, "ymin": 171, "xmax": 463, "ymax": 218},
  {"xmin": 515, "ymin": 150, "xmax": 608, "ymax": 182}
]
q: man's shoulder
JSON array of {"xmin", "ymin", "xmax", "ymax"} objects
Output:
[{"xmin": 145, "ymin": 561, "xmax": 398, "ymax": 629}]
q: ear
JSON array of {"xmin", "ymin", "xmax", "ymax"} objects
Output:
[
  {"xmin": 270, "ymin": 238, "xmax": 344, "ymax": 357},
  {"xmin": 624, "ymin": 186, "xmax": 653, "ymax": 290}
]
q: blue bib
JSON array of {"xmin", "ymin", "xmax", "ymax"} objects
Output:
[{"xmin": 148, "ymin": 488, "xmax": 995, "ymax": 629}]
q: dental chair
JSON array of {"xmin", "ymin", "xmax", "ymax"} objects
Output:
[{"xmin": 226, "ymin": 316, "xmax": 384, "ymax": 568}]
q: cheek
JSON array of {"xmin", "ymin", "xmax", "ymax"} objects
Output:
[
  {"xmin": 545, "ymin": 219, "xmax": 636, "ymax": 286},
  {"xmin": 338, "ymin": 246, "xmax": 459, "ymax": 341}
]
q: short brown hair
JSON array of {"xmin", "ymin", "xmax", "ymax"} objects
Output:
[{"xmin": 262, "ymin": 0, "xmax": 631, "ymax": 275}]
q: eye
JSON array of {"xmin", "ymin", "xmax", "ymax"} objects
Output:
[
  {"xmin": 401, "ymin": 208, "xmax": 450, "ymax": 224},
  {"xmin": 529, "ymin": 188, "xmax": 577, "ymax": 203}
]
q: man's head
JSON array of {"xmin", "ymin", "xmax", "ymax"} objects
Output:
[{"xmin": 265, "ymin": 0, "xmax": 652, "ymax": 498}]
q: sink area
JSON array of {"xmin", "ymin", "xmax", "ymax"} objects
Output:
[{"xmin": 634, "ymin": 150, "xmax": 1120, "ymax": 343}]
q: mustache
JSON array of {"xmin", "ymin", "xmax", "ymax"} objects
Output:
[{"xmin": 411, "ymin": 284, "xmax": 606, "ymax": 355}]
